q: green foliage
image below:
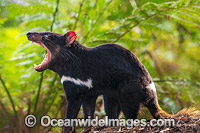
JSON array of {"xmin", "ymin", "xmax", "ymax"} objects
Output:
[{"xmin": 0, "ymin": 0, "xmax": 200, "ymax": 132}]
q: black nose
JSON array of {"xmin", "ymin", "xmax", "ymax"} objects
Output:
[{"xmin": 27, "ymin": 32, "xmax": 32, "ymax": 38}]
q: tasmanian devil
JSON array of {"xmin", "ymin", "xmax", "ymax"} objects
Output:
[{"xmin": 27, "ymin": 31, "xmax": 181, "ymax": 132}]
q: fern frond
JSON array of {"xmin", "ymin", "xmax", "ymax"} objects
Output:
[
  {"xmin": 165, "ymin": 13, "xmax": 199, "ymax": 28},
  {"xmin": 6, "ymin": 3, "xmax": 53, "ymax": 16},
  {"xmin": 102, "ymin": 0, "xmax": 200, "ymax": 42},
  {"xmin": 140, "ymin": 21, "xmax": 173, "ymax": 33}
]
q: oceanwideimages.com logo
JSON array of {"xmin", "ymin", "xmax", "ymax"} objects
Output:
[{"xmin": 25, "ymin": 115, "xmax": 175, "ymax": 129}]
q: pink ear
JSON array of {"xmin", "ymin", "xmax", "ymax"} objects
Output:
[{"xmin": 65, "ymin": 31, "xmax": 77, "ymax": 46}]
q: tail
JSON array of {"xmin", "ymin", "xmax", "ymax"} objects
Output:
[{"xmin": 145, "ymin": 90, "xmax": 200, "ymax": 119}]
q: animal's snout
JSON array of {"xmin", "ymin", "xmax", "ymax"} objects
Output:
[{"xmin": 27, "ymin": 32, "xmax": 42, "ymax": 42}]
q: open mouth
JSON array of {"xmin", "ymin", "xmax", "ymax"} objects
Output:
[{"xmin": 31, "ymin": 41, "xmax": 51, "ymax": 71}]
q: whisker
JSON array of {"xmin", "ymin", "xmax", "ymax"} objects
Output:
[
  {"xmin": 44, "ymin": 39, "xmax": 71, "ymax": 62},
  {"xmin": 61, "ymin": 48, "xmax": 80, "ymax": 63},
  {"xmin": 43, "ymin": 39, "xmax": 80, "ymax": 65},
  {"xmin": 45, "ymin": 38, "xmax": 80, "ymax": 63}
]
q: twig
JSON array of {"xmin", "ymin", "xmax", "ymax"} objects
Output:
[
  {"xmin": 0, "ymin": 101, "xmax": 13, "ymax": 127},
  {"xmin": 34, "ymin": 72, "xmax": 44, "ymax": 112},
  {"xmin": 73, "ymin": 0, "xmax": 86, "ymax": 30},
  {"xmin": 153, "ymin": 79, "xmax": 200, "ymax": 87},
  {"xmin": 114, "ymin": 14, "xmax": 155, "ymax": 43},
  {"xmin": 42, "ymin": 74, "xmax": 57, "ymax": 111},
  {"xmin": 44, "ymin": 97, "xmax": 66, "ymax": 132},
  {"xmin": 34, "ymin": 0, "xmax": 60, "ymax": 113},
  {"xmin": 82, "ymin": 0, "xmax": 113, "ymax": 43},
  {"xmin": 153, "ymin": 79, "xmax": 185, "ymax": 83},
  {"xmin": 44, "ymin": 91, "xmax": 58, "ymax": 115},
  {"xmin": 0, "ymin": 74, "xmax": 18, "ymax": 120},
  {"xmin": 54, "ymin": 98, "xmax": 66, "ymax": 118},
  {"xmin": 50, "ymin": 0, "xmax": 60, "ymax": 31},
  {"xmin": 142, "ymin": 49, "xmax": 164, "ymax": 76}
]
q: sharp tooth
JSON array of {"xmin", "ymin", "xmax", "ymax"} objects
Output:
[{"xmin": 30, "ymin": 41, "xmax": 34, "ymax": 46}]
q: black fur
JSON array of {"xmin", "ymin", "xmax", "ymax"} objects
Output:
[{"xmin": 27, "ymin": 31, "xmax": 159, "ymax": 133}]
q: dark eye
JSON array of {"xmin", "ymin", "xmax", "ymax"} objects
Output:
[
  {"xmin": 50, "ymin": 35, "xmax": 57, "ymax": 39},
  {"xmin": 42, "ymin": 35, "xmax": 48, "ymax": 39}
]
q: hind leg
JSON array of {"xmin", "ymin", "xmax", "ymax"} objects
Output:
[
  {"xmin": 119, "ymin": 93, "xmax": 141, "ymax": 119},
  {"xmin": 118, "ymin": 80, "xmax": 142, "ymax": 119},
  {"xmin": 145, "ymin": 98, "xmax": 161, "ymax": 118},
  {"xmin": 103, "ymin": 95, "xmax": 121, "ymax": 119},
  {"xmin": 143, "ymin": 84, "xmax": 169, "ymax": 119}
]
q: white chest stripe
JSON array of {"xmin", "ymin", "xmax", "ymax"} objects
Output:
[
  {"xmin": 147, "ymin": 82, "xmax": 156, "ymax": 92},
  {"xmin": 61, "ymin": 76, "xmax": 93, "ymax": 89}
]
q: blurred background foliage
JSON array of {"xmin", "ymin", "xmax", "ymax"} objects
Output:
[{"xmin": 0, "ymin": 0, "xmax": 200, "ymax": 132}]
